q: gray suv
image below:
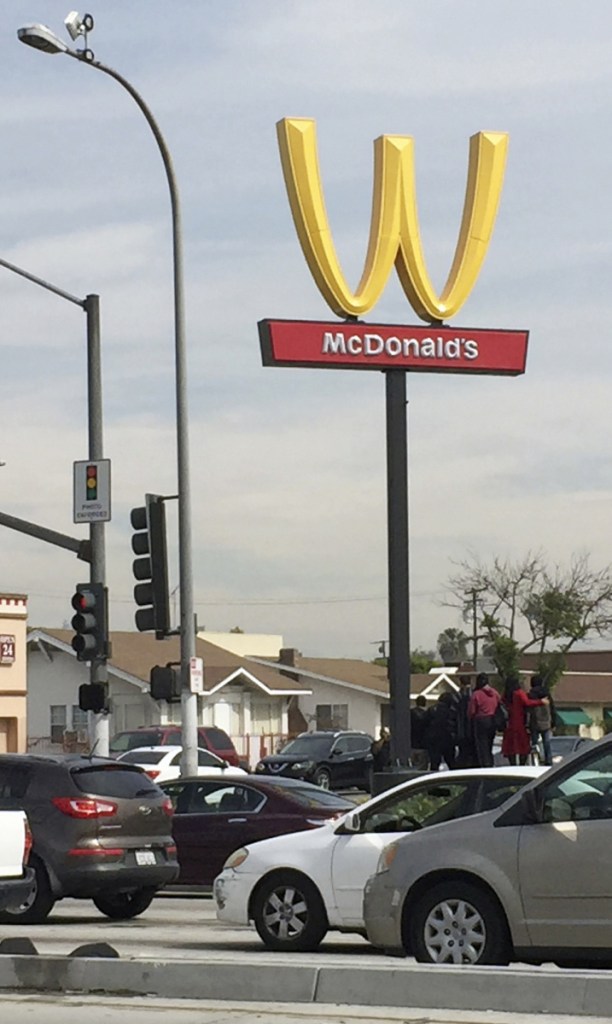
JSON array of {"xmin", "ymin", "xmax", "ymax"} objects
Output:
[{"xmin": 0, "ymin": 754, "xmax": 178, "ymax": 923}]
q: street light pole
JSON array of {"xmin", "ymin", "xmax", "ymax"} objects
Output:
[
  {"xmin": 17, "ymin": 17, "xmax": 199, "ymax": 775},
  {"xmin": 0, "ymin": 258, "xmax": 108, "ymax": 753}
]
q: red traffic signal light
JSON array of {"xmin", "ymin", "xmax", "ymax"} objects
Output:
[{"xmin": 70, "ymin": 583, "xmax": 108, "ymax": 662}]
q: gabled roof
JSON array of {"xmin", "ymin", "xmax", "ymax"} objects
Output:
[
  {"xmin": 27, "ymin": 630, "xmax": 311, "ymax": 697},
  {"xmin": 248, "ymin": 655, "xmax": 459, "ymax": 699}
]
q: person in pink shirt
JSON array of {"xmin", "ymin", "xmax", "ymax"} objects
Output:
[{"xmin": 468, "ymin": 673, "xmax": 501, "ymax": 767}]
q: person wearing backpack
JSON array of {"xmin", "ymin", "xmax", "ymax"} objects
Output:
[
  {"xmin": 468, "ymin": 673, "xmax": 501, "ymax": 768},
  {"xmin": 528, "ymin": 674, "xmax": 556, "ymax": 765},
  {"xmin": 501, "ymin": 675, "xmax": 549, "ymax": 765}
]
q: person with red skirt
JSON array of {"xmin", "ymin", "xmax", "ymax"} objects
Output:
[{"xmin": 501, "ymin": 675, "xmax": 549, "ymax": 765}]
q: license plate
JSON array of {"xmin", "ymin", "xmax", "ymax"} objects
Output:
[{"xmin": 135, "ymin": 850, "xmax": 156, "ymax": 866}]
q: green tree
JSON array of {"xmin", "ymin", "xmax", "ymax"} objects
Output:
[
  {"xmin": 411, "ymin": 648, "xmax": 440, "ymax": 673},
  {"xmin": 437, "ymin": 627, "xmax": 469, "ymax": 664},
  {"xmin": 446, "ymin": 552, "xmax": 612, "ymax": 687}
]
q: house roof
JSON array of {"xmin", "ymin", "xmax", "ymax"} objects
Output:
[
  {"xmin": 522, "ymin": 649, "xmax": 612, "ymax": 674},
  {"xmin": 248, "ymin": 655, "xmax": 459, "ymax": 700},
  {"xmin": 27, "ymin": 630, "xmax": 311, "ymax": 697}
]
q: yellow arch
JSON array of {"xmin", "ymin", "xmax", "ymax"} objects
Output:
[{"xmin": 276, "ymin": 118, "xmax": 508, "ymax": 322}]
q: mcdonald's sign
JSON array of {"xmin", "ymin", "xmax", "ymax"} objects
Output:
[{"xmin": 261, "ymin": 117, "xmax": 528, "ymax": 378}]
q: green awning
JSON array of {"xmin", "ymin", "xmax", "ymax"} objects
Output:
[{"xmin": 556, "ymin": 708, "xmax": 592, "ymax": 727}]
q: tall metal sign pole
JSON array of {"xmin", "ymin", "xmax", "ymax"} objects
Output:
[{"xmin": 258, "ymin": 117, "xmax": 523, "ymax": 791}]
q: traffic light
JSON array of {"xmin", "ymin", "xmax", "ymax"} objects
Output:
[
  {"xmin": 71, "ymin": 583, "xmax": 109, "ymax": 662},
  {"xmin": 150, "ymin": 665, "xmax": 181, "ymax": 702},
  {"xmin": 78, "ymin": 683, "xmax": 107, "ymax": 713},
  {"xmin": 85, "ymin": 463, "xmax": 98, "ymax": 501},
  {"xmin": 130, "ymin": 494, "xmax": 171, "ymax": 637}
]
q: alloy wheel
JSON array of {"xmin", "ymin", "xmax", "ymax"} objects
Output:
[{"xmin": 262, "ymin": 885, "xmax": 309, "ymax": 941}]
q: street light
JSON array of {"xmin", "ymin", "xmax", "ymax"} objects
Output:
[{"xmin": 18, "ymin": 13, "xmax": 199, "ymax": 776}]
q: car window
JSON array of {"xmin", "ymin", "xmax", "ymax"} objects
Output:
[
  {"xmin": 362, "ymin": 781, "xmax": 475, "ymax": 833},
  {"xmin": 540, "ymin": 749, "xmax": 612, "ymax": 823},
  {"xmin": 479, "ymin": 777, "xmax": 527, "ymax": 812},
  {"xmin": 197, "ymin": 749, "xmax": 223, "ymax": 768},
  {"xmin": 266, "ymin": 785, "xmax": 354, "ymax": 809},
  {"xmin": 167, "ymin": 781, "xmax": 265, "ymax": 814},
  {"xmin": 0, "ymin": 765, "xmax": 31, "ymax": 800},
  {"xmin": 347, "ymin": 736, "xmax": 370, "ymax": 753},
  {"xmin": 110, "ymin": 731, "xmax": 161, "ymax": 753},
  {"xmin": 119, "ymin": 750, "xmax": 166, "ymax": 765},
  {"xmin": 332, "ymin": 737, "xmax": 351, "ymax": 755},
  {"xmin": 281, "ymin": 736, "xmax": 332, "ymax": 757},
  {"xmin": 72, "ymin": 766, "xmax": 159, "ymax": 798},
  {"xmin": 170, "ymin": 752, "xmax": 182, "ymax": 766},
  {"xmin": 202, "ymin": 728, "xmax": 233, "ymax": 749}
]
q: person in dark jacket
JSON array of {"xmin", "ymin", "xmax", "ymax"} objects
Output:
[
  {"xmin": 453, "ymin": 675, "xmax": 476, "ymax": 768},
  {"xmin": 528, "ymin": 674, "xmax": 556, "ymax": 765},
  {"xmin": 424, "ymin": 692, "xmax": 456, "ymax": 771},
  {"xmin": 370, "ymin": 727, "xmax": 391, "ymax": 772},
  {"xmin": 410, "ymin": 695, "xmax": 429, "ymax": 771}
]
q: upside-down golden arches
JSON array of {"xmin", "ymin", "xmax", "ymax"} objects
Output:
[{"xmin": 276, "ymin": 117, "xmax": 508, "ymax": 322}]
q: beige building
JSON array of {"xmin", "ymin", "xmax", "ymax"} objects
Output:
[{"xmin": 0, "ymin": 593, "xmax": 28, "ymax": 751}]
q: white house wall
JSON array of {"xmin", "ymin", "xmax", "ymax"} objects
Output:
[{"xmin": 297, "ymin": 680, "xmax": 382, "ymax": 736}]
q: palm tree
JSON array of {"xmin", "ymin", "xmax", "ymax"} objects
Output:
[{"xmin": 437, "ymin": 627, "xmax": 469, "ymax": 664}]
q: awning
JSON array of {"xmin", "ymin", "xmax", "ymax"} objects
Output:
[{"xmin": 556, "ymin": 708, "xmax": 593, "ymax": 727}]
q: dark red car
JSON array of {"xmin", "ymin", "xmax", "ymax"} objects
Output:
[
  {"xmin": 109, "ymin": 726, "xmax": 241, "ymax": 768},
  {"xmin": 161, "ymin": 775, "xmax": 355, "ymax": 886}
]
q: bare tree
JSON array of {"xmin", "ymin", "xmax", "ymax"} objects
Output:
[{"xmin": 444, "ymin": 551, "xmax": 612, "ymax": 685}]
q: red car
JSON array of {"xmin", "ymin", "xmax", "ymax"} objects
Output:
[
  {"xmin": 161, "ymin": 775, "xmax": 355, "ymax": 886},
  {"xmin": 109, "ymin": 726, "xmax": 241, "ymax": 768}
]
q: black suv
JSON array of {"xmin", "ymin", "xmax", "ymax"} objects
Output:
[
  {"xmin": 254, "ymin": 731, "xmax": 373, "ymax": 790},
  {"xmin": 0, "ymin": 754, "xmax": 179, "ymax": 924}
]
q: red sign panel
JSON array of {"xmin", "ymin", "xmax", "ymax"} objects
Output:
[{"xmin": 259, "ymin": 320, "xmax": 528, "ymax": 376}]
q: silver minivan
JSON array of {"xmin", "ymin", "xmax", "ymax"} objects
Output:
[{"xmin": 364, "ymin": 734, "xmax": 612, "ymax": 968}]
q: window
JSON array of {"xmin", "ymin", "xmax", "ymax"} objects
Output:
[
  {"xmin": 362, "ymin": 781, "xmax": 476, "ymax": 834},
  {"xmin": 169, "ymin": 781, "xmax": 266, "ymax": 815},
  {"xmin": 540, "ymin": 749, "xmax": 612, "ymax": 823},
  {"xmin": 347, "ymin": 735, "xmax": 371, "ymax": 753},
  {"xmin": 316, "ymin": 704, "xmax": 348, "ymax": 730},
  {"xmin": 72, "ymin": 706, "xmax": 89, "ymax": 730},
  {"xmin": 479, "ymin": 777, "xmax": 526, "ymax": 812},
  {"xmin": 72, "ymin": 766, "xmax": 158, "ymax": 798},
  {"xmin": 331, "ymin": 736, "xmax": 351, "ymax": 755},
  {"xmin": 50, "ymin": 705, "xmax": 67, "ymax": 744}
]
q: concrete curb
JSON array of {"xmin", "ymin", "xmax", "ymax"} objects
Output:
[{"xmin": 0, "ymin": 956, "xmax": 610, "ymax": 1015}]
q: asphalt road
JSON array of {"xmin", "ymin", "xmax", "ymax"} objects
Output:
[{"xmin": 0, "ymin": 893, "xmax": 397, "ymax": 964}]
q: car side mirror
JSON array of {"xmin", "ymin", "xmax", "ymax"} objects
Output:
[
  {"xmin": 220, "ymin": 760, "xmax": 229, "ymax": 769},
  {"xmin": 336, "ymin": 811, "xmax": 361, "ymax": 834}
]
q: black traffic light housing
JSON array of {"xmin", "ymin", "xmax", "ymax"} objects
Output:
[
  {"xmin": 131, "ymin": 494, "xmax": 171, "ymax": 638},
  {"xmin": 150, "ymin": 664, "xmax": 181, "ymax": 702},
  {"xmin": 78, "ymin": 683, "xmax": 107, "ymax": 714},
  {"xmin": 71, "ymin": 583, "xmax": 109, "ymax": 662}
]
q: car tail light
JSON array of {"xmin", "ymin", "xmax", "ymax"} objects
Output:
[
  {"xmin": 52, "ymin": 797, "xmax": 117, "ymax": 818},
  {"xmin": 166, "ymin": 844, "xmax": 177, "ymax": 856},
  {"xmin": 23, "ymin": 819, "xmax": 33, "ymax": 866},
  {"xmin": 145, "ymin": 770, "xmax": 161, "ymax": 780},
  {"xmin": 162, "ymin": 797, "xmax": 174, "ymax": 817}
]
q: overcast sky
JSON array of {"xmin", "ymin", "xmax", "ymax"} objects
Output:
[{"xmin": 2, "ymin": 1, "xmax": 612, "ymax": 661}]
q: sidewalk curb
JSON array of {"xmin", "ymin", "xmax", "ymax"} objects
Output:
[{"xmin": 0, "ymin": 956, "xmax": 610, "ymax": 1015}]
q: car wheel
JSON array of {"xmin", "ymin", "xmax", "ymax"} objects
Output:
[
  {"xmin": 0, "ymin": 856, "xmax": 55, "ymax": 925},
  {"xmin": 93, "ymin": 887, "xmax": 157, "ymax": 920},
  {"xmin": 410, "ymin": 881, "xmax": 511, "ymax": 966},
  {"xmin": 252, "ymin": 871, "xmax": 328, "ymax": 951},
  {"xmin": 314, "ymin": 767, "xmax": 331, "ymax": 789}
]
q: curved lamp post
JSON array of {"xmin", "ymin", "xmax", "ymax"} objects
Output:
[{"xmin": 18, "ymin": 15, "xmax": 198, "ymax": 776}]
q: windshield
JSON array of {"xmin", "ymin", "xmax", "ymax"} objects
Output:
[
  {"xmin": 280, "ymin": 736, "xmax": 333, "ymax": 757},
  {"xmin": 73, "ymin": 766, "xmax": 159, "ymax": 798},
  {"xmin": 109, "ymin": 732, "xmax": 161, "ymax": 753},
  {"xmin": 119, "ymin": 750, "xmax": 166, "ymax": 765}
]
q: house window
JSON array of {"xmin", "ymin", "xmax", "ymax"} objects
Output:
[
  {"xmin": 72, "ymin": 706, "xmax": 89, "ymax": 730},
  {"xmin": 316, "ymin": 704, "xmax": 348, "ymax": 730},
  {"xmin": 50, "ymin": 705, "xmax": 67, "ymax": 744}
]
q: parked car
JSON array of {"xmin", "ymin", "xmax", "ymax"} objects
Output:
[
  {"xmin": 117, "ymin": 746, "xmax": 247, "ymax": 782},
  {"xmin": 0, "ymin": 809, "xmax": 34, "ymax": 914},
  {"xmin": 493, "ymin": 733, "xmax": 593, "ymax": 766},
  {"xmin": 254, "ymin": 731, "xmax": 374, "ymax": 790},
  {"xmin": 0, "ymin": 753, "xmax": 178, "ymax": 924},
  {"xmin": 363, "ymin": 734, "xmax": 612, "ymax": 967},
  {"xmin": 109, "ymin": 726, "xmax": 241, "ymax": 767},
  {"xmin": 214, "ymin": 765, "xmax": 545, "ymax": 951},
  {"xmin": 162, "ymin": 774, "xmax": 355, "ymax": 887}
]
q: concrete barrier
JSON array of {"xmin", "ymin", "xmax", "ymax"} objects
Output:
[{"xmin": 0, "ymin": 954, "xmax": 610, "ymax": 1015}]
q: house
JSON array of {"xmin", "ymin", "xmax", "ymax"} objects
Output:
[
  {"xmin": 26, "ymin": 630, "xmax": 311, "ymax": 765},
  {"xmin": 0, "ymin": 593, "xmax": 28, "ymax": 751},
  {"xmin": 248, "ymin": 648, "xmax": 464, "ymax": 736},
  {"xmin": 520, "ymin": 650, "xmax": 612, "ymax": 738}
]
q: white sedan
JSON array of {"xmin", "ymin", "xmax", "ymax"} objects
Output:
[
  {"xmin": 213, "ymin": 765, "xmax": 546, "ymax": 951},
  {"xmin": 117, "ymin": 745, "xmax": 247, "ymax": 783}
]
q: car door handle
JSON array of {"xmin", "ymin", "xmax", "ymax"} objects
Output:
[{"xmin": 228, "ymin": 817, "xmax": 247, "ymax": 823}]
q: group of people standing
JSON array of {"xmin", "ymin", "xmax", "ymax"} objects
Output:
[{"xmin": 409, "ymin": 672, "xmax": 555, "ymax": 770}]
